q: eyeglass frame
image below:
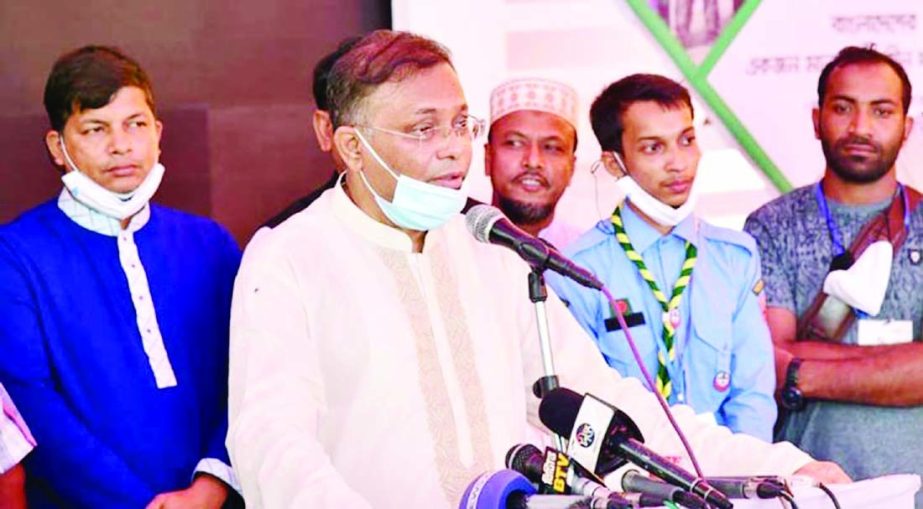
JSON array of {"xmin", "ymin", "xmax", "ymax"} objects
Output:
[{"xmin": 354, "ymin": 114, "xmax": 486, "ymax": 147}]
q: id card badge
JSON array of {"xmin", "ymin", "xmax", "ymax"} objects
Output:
[{"xmin": 857, "ymin": 319, "xmax": 914, "ymax": 346}]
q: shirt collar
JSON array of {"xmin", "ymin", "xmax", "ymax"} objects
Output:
[
  {"xmin": 57, "ymin": 188, "xmax": 151, "ymax": 237},
  {"xmin": 620, "ymin": 202, "xmax": 698, "ymax": 253},
  {"xmin": 331, "ymin": 180, "xmax": 416, "ymax": 252}
]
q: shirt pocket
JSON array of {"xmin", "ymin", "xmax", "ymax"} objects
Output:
[
  {"xmin": 595, "ymin": 313, "xmax": 658, "ymax": 384},
  {"xmin": 687, "ymin": 297, "xmax": 734, "ymax": 411}
]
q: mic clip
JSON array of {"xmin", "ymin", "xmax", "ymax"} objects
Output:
[{"xmin": 533, "ymin": 375, "xmax": 561, "ymax": 399}]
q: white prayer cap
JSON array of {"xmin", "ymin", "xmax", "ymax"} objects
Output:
[{"xmin": 489, "ymin": 78, "xmax": 579, "ymax": 129}]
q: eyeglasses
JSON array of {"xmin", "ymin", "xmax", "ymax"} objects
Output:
[{"xmin": 357, "ymin": 115, "xmax": 485, "ymax": 147}]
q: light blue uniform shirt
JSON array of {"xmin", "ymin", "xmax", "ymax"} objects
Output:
[{"xmin": 546, "ymin": 205, "xmax": 776, "ymax": 441}]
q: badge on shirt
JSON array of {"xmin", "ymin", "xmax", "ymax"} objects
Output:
[
  {"xmin": 713, "ymin": 371, "xmax": 731, "ymax": 392},
  {"xmin": 752, "ymin": 278, "xmax": 764, "ymax": 296},
  {"xmin": 857, "ymin": 319, "xmax": 914, "ymax": 346},
  {"xmin": 910, "ymin": 249, "xmax": 922, "ymax": 266},
  {"xmin": 604, "ymin": 314, "xmax": 646, "ymax": 331},
  {"xmin": 604, "ymin": 299, "xmax": 646, "ymax": 332},
  {"xmin": 663, "ymin": 308, "xmax": 681, "ymax": 328}
]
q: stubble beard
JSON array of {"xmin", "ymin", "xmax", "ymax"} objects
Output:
[{"xmin": 819, "ymin": 131, "xmax": 901, "ymax": 184}]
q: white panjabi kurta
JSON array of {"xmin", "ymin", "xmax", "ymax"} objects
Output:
[{"xmin": 227, "ymin": 183, "xmax": 812, "ymax": 509}]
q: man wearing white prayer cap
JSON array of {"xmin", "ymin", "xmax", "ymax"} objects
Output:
[{"xmin": 485, "ymin": 77, "xmax": 582, "ymax": 249}]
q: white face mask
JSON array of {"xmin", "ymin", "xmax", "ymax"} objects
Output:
[
  {"xmin": 354, "ymin": 129, "xmax": 468, "ymax": 231},
  {"xmin": 823, "ymin": 240, "xmax": 893, "ymax": 316},
  {"xmin": 609, "ymin": 152, "xmax": 697, "ymax": 227},
  {"xmin": 58, "ymin": 137, "xmax": 164, "ymax": 220}
]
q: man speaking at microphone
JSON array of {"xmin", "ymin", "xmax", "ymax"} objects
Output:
[{"xmin": 227, "ymin": 30, "xmax": 847, "ymax": 509}]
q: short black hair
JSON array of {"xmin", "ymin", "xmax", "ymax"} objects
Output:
[
  {"xmin": 43, "ymin": 45, "xmax": 155, "ymax": 132},
  {"xmin": 590, "ymin": 74, "xmax": 692, "ymax": 154},
  {"xmin": 326, "ymin": 30, "xmax": 453, "ymax": 128},
  {"xmin": 312, "ymin": 36, "xmax": 362, "ymax": 111},
  {"xmin": 817, "ymin": 46, "xmax": 912, "ymax": 114}
]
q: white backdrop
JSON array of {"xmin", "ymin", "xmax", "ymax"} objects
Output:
[{"xmin": 392, "ymin": 0, "xmax": 923, "ymax": 231}]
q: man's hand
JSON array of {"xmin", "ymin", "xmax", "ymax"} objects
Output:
[
  {"xmin": 794, "ymin": 461, "xmax": 852, "ymax": 484},
  {"xmin": 145, "ymin": 474, "xmax": 228, "ymax": 509}
]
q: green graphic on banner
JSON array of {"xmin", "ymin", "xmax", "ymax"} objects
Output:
[{"xmin": 626, "ymin": 0, "xmax": 793, "ymax": 192}]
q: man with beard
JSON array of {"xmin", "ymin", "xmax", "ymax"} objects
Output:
[
  {"xmin": 547, "ymin": 74, "xmax": 777, "ymax": 440},
  {"xmin": 485, "ymin": 78, "xmax": 582, "ymax": 249},
  {"xmin": 744, "ymin": 46, "xmax": 923, "ymax": 502}
]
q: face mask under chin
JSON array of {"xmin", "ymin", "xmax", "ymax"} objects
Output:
[
  {"xmin": 58, "ymin": 137, "xmax": 164, "ymax": 220},
  {"xmin": 353, "ymin": 129, "xmax": 469, "ymax": 232},
  {"xmin": 607, "ymin": 152, "xmax": 697, "ymax": 227}
]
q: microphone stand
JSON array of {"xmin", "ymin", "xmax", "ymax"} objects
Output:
[{"xmin": 527, "ymin": 266, "xmax": 567, "ymax": 453}]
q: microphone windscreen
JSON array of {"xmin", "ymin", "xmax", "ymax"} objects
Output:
[
  {"xmin": 457, "ymin": 469, "xmax": 535, "ymax": 509},
  {"xmin": 464, "ymin": 204, "xmax": 504, "ymax": 243},
  {"xmin": 538, "ymin": 388, "xmax": 583, "ymax": 436},
  {"xmin": 506, "ymin": 443, "xmax": 542, "ymax": 472}
]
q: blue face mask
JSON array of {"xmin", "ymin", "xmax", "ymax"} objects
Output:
[{"xmin": 354, "ymin": 129, "xmax": 468, "ymax": 231}]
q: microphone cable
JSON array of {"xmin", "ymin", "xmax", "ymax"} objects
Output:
[
  {"xmin": 818, "ymin": 482, "xmax": 842, "ymax": 509},
  {"xmin": 780, "ymin": 490, "xmax": 799, "ymax": 509},
  {"xmin": 599, "ymin": 284, "xmax": 705, "ymax": 480}
]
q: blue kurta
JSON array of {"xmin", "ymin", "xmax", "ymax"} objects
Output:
[
  {"xmin": 0, "ymin": 198, "xmax": 240, "ymax": 508},
  {"xmin": 547, "ymin": 205, "xmax": 776, "ymax": 440}
]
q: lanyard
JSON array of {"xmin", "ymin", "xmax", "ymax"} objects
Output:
[
  {"xmin": 814, "ymin": 182, "xmax": 910, "ymax": 257},
  {"xmin": 611, "ymin": 206, "xmax": 697, "ymax": 400}
]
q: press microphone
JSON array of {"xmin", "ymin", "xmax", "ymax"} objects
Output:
[
  {"xmin": 539, "ymin": 388, "xmax": 732, "ymax": 509},
  {"xmin": 505, "ymin": 444, "xmax": 635, "ymax": 508},
  {"xmin": 621, "ymin": 470, "xmax": 707, "ymax": 508},
  {"xmin": 705, "ymin": 476, "xmax": 787, "ymax": 499},
  {"xmin": 537, "ymin": 389, "xmax": 644, "ymax": 476},
  {"xmin": 458, "ymin": 469, "xmax": 597, "ymax": 509},
  {"xmin": 464, "ymin": 204, "xmax": 603, "ymax": 290}
]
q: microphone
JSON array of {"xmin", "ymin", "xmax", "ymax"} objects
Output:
[
  {"xmin": 621, "ymin": 470, "xmax": 707, "ymax": 508},
  {"xmin": 539, "ymin": 388, "xmax": 732, "ymax": 509},
  {"xmin": 458, "ymin": 469, "xmax": 596, "ymax": 509},
  {"xmin": 538, "ymin": 390, "xmax": 644, "ymax": 476},
  {"xmin": 465, "ymin": 204, "xmax": 603, "ymax": 290},
  {"xmin": 705, "ymin": 476, "xmax": 787, "ymax": 499},
  {"xmin": 505, "ymin": 444, "xmax": 635, "ymax": 508},
  {"xmin": 506, "ymin": 443, "xmax": 567, "ymax": 494}
]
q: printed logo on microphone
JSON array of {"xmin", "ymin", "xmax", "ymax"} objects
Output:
[
  {"xmin": 566, "ymin": 393, "xmax": 616, "ymax": 472},
  {"xmin": 540, "ymin": 448, "xmax": 570, "ymax": 494},
  {"xmin": 574, "ymin": 422, "xmax": 595, "ymax": 448}
]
